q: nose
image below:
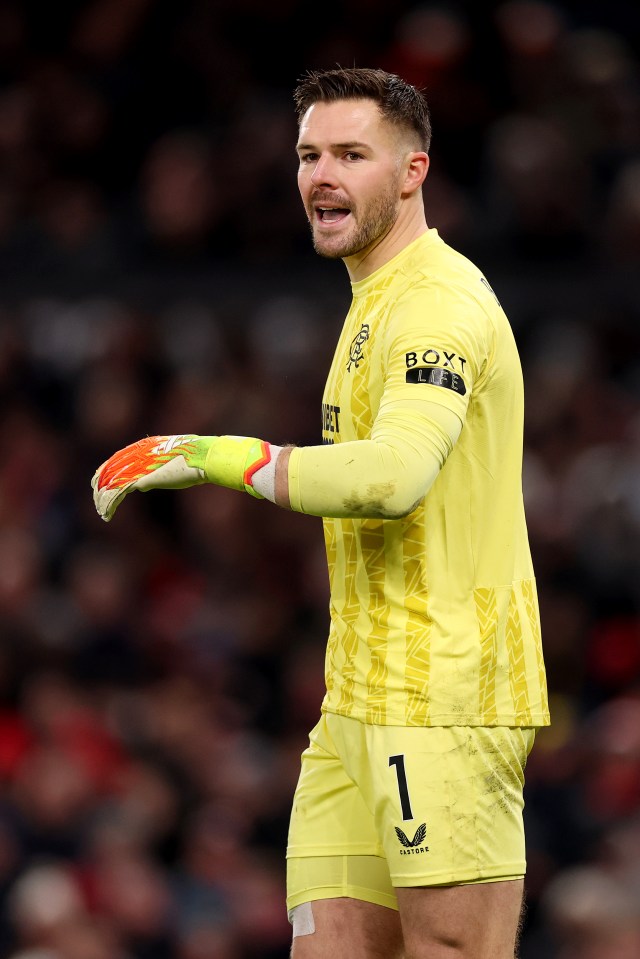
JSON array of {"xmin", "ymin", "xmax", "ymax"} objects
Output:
[{"xmin": 310, "ymin": 154, "xmax": 338, "ymax": 188}]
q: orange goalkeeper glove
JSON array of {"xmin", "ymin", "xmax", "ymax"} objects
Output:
[{"xmin": 91, "ymin": 433, "xmax": 271, "ymax": 522}]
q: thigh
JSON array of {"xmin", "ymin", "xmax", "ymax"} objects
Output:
[
  {"xmin": 396, "ymin": 878, "xmax": 525, "ymax": 959},
  {"xmin": 291, "ymin": 898, "xmax": 403, "ymax": 959}
]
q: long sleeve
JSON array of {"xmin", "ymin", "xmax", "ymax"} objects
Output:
[{"xmin": 287, "ymin": 400, "xmax": 462, "ymax": 519}]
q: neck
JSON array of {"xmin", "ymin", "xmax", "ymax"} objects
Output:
[{"xmin": 344, "ymin": 207, "xmax": 429, "ymax": 283}]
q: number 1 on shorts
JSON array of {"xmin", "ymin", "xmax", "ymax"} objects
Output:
[{"xmin": 389, "ymin": 754, "xmax": 414, "ymax": 821}]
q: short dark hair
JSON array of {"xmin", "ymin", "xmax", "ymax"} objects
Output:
[{"xmin": 293, "ymin": 66, "xmax": 431, "ymax": 153}]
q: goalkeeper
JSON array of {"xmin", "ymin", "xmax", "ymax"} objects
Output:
[{"xmin": 93, "ymin": 67, "xmax": 549, "ymax": 959}]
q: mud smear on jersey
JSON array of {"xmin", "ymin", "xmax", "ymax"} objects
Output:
[{"xmin": 342, "ymin": 482, "xmax": 397, "ymax": 517}]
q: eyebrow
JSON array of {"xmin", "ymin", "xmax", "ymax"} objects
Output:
[{"xmin": 296, "ymin": 141, "xmax": 370, "ymax": 152}]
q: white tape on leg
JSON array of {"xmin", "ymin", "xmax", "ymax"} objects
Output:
[{"xmin": 288, "ymin": 901, "xmax": 316, "ymax": 937}]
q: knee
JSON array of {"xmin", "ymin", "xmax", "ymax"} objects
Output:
[
  {"xmin": 403, "ymin": 931, "xmax": 465, "ymax": 959},
  {"xmin": 403, "ymin": 930, "xmax": 518, "ymax": 959},
  {"xmin": 404, "ymin": 942, "xmax": 516, "ymax": 959}
]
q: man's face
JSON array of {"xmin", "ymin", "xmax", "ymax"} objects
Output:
[{"xmin": 296, "ymin": 99, "xmax": 407, "ymax": 260}]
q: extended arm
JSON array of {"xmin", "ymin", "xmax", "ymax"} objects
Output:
[{"xmin": 92, "ymin": 400, "xmax": 462, "ymax": 522}]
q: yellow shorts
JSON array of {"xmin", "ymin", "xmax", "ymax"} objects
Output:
[{"xmin": 286, "ymin": 713, "xmax": 536, "ymax": 912}]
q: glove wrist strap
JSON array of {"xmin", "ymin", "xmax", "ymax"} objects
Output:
[{"xmin": 203, "ymin": 435, "xmax": 272, "ymax": 499}]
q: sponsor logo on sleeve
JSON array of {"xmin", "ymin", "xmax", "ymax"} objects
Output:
[{"xmin": 405, "ymin": 348, "xmax": 467, "ymax": 395}]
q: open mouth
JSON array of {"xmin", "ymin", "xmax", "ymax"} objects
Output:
[{"xmin": 316, "ymin": 207, "xmax": 351, "ymax": 224}]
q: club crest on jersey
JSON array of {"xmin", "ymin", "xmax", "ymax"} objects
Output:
[{"xmin": 347, "ymin": 323, "xmax": 370, "ymax": 371}]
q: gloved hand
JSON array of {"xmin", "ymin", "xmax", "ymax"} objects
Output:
[{"xmin": 92, "ymin": 433, "xmax": 270, "ymax": 522}]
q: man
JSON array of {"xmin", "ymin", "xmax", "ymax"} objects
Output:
[{"xmin": 93, "ymin": 67, "xmax": 550, "ymax": 959}]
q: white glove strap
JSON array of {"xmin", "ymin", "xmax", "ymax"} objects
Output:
[{"xmin": 250, "ymin": 445, "xmax": 282, "ymax": 503}]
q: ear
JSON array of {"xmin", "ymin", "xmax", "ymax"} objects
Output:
[{"xmin": 403, "ymin": 152, "xmax": 429, "ymax": 195}]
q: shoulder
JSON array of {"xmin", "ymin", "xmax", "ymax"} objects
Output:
[{"xmin": 391, "ymin": 233, "xmax": 484, "ymax": 296}]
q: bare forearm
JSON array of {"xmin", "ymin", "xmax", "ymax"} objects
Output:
[{"xmin": 274, "ymin": 445, "xmax": 293, "ymax": 509}]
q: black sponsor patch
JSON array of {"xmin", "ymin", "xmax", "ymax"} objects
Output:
[{"xmin": 405, "ymin": 367, "xmax": 466, "ymax": 395}]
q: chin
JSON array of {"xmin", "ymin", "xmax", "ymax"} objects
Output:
[{"xmin": 312, "ymin": 235, "xmax": 348, "ymax": 259}]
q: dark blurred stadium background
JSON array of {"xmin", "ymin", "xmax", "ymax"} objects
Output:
[{"xmin": 0, "ymin": 2, "xmax": 639, "ymax": 957}]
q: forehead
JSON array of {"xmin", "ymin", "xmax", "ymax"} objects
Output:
[{"xmin": 297, "ymin": 98, "xmax": 392, "ymax": 149}]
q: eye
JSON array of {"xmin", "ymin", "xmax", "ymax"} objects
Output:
[
  {"xmin": 299, "ymin": 152, "xmax": 318, "ymax": 164},
  {"xmin": 345, "ymin": 151, "xmax": 364, "ymax": 162}
]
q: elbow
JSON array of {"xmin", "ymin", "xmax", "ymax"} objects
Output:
[
  {"xmin": 377, "ymin": 495, "xmax": 422, "ymax": 520},
  {"xmin": 341, "ymin": 482, "xmax": 422, "ymax": 520}
]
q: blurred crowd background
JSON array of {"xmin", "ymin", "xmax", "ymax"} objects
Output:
[{"xmin": 0, "ymin": 1, "xmax": 639, "ymax": 957}]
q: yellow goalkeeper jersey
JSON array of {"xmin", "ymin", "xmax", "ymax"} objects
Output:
[{"xmin": 314, "ymin": 229, "xmax": 549, "ymax": 728}]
